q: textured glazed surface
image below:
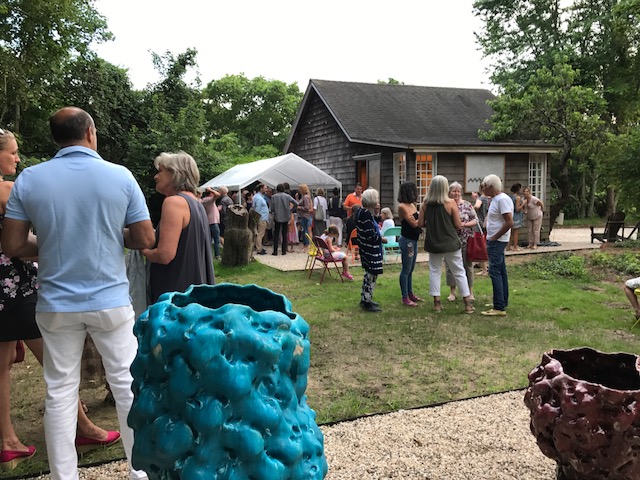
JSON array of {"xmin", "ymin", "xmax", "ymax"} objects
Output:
[
  {"xmin": 128, "ymin": 284, "xmax": 327, "ymax": 479},
  {"xmin": 525, "ymin": 347, "xmax": 640, "ymax": 480}
]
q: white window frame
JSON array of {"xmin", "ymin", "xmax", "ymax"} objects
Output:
[
  {"xmin": 416, "ymin": 153, "xmax": 436, "ymax": 204},
  {"xmin": 392, "ymin": 152, "xmax": 406, "ymax": 214},
  {"xmin": 529, "ymin": 154, "xmax": 546, "ymax": 200}
]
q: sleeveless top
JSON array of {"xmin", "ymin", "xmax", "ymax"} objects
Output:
[
  {"xmin": 401, "ymin": 211, "xmax": 421, "ymax": 241},
  {"xmin": 0, "ymin": 213, "xmax": 38, "ymax": 309},
  {"xmin": 328, "ymin": 196, "xmax": 344, "ymax": 218},
  {"xmin": 424, "ymin": 203, "xmax": 461, "ymax": 254},
  {"xmin": 149, "ymin": 193, "xmax": 215, "ymax": 303},
  {"xmin": 509, "ymin": 194, "xmax": 524, "ymax": 225}
]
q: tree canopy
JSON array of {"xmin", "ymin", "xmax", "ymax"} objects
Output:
[
  {"xmin": 0, "ymin": 1, "xmax": 303, "ymax": 197},
  {"xmin": 474, "ymin": 0, "xmax": 640, "ymax": 218}
]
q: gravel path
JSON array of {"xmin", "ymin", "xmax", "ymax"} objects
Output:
[{"xmin": 26, "ymin": 390, "xmax": 556, "ymax": 480}]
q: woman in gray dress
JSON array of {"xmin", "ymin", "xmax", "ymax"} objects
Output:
[{"xmin": 142, "ymin": 152, "xmax": 215, "ymax": 303}]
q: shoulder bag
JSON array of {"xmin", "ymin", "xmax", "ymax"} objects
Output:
[{"xmin": 466, "ymin": 222, "xmax": 488, "ymax": 262}]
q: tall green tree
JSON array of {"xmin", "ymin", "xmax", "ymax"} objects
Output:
[
  {"xmin": 126, "ymin": 49, "xmax": 209, "ymax": 196},
  {"xmin": 481, "ymin": 61, "xmax": 607, "ymax": 221},
  {"xmin": 0, "ymin": 0, "xmax": 111, "ymax": 133},
  {"xmin": 202, "ymin": 74, "xmax": 302, "ymax": 151}
]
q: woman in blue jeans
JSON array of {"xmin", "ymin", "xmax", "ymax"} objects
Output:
[{"xmin": 397, "ymin": 182, "xmax": 424, "ymax": 307}]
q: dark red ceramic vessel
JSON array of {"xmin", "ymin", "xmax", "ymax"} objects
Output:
[{"xmin": 525, "ymin": 347, "xmax": 640, "ymax": 480}]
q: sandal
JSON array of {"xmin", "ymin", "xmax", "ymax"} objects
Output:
[
  {"xmin": 447, "ymin": 293, "xmax": 456, "ymax": 302},
  {"xmin": 409, "ymin": 293, "xmax": 424, "ymax": 303},
  {"xmin": 434, "ymin": 300, "xmax": 443, "ymax": 312},
  {"xmin": 464, "ymin": 302, "xmax": 475, "ymax": 314}
]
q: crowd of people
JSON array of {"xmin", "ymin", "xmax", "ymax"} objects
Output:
[{"xmin": 199, "ymin": 176, "xmax": 547, "ymax": 319}]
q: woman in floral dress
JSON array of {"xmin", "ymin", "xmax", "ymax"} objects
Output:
[{"xmin": 444, "ymin": 181, "xmax": 478, "ymax": 302}]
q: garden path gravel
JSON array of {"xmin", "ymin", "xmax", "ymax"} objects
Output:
[{"xmin": 26, "ymin": 390, "xmax": 556, "ymax": 480}]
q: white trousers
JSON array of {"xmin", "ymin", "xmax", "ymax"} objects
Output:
[
  {"xmin": 37, "ymin": 306, "xmax": 147, "ymax": 480},
  {"xmin": 428, "ymin": 249, "xmax": 470, "ymax": 298}
]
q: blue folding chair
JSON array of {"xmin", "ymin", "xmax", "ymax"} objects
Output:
[{"xmin": 382, "ymin": 226, "xmax": 402, "ymax": 263}]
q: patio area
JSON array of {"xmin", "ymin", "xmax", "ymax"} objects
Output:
[{"xmin": 255, "ymin": 227, "xmax": 601, "ymax": 272}]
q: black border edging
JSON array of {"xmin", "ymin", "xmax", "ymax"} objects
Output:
[
  {"xmin": 318, "ymin": 387, "xmax": 527, "ymax": 427},
  {"xmin": 1, "ymin": 456, "xmax": 126, "ymax": 480}
]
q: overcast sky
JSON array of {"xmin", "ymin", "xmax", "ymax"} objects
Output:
[{"xmin": 92, "ymin": 0, "xmax": 493, "ymax": 92}]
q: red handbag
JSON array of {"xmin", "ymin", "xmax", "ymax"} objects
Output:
[{"xmin": 466, "ymin": 224, "xmax": 488, "ymax": 262}]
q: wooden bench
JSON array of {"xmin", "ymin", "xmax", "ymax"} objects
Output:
[{"xmin": 590, "ymin": 212, "xmax": 626, "ymax": 243}]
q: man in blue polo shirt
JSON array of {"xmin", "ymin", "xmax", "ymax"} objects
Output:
[{"xmin": 3, "ymin": 107, "xmax": 155, "ymax": 480}]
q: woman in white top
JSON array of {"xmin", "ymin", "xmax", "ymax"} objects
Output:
[
  {"xmin": 380, "ymin": 207, "xmax": 396, "ymax": 242},
  {"xmin": 313, "ymin": 188, "xmax": 329, "ymax": 236}
]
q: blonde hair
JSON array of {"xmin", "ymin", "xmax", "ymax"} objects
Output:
[
  {"xmin": 425, "ymin": 175, "xmax": 450, "ymax": 204},
  {"xmin": 380, "ymin": 207, "xmax": 393, "ymax": 220},
  {"xmin": 315, "ymin": 187, "xmax": 324, "ymax": 196},
  {"xmin": 299, "ymin": 184, "xmax": 310, "ymax": 195},
  {"xmin": 154, "ymin": 151, "xmax": 200, "ymax": 194},
  {"xmin": 0, "ymin": 129, "xmax": 16, "ymax": 152}
]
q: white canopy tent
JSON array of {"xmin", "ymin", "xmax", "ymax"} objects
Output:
[{"xmin": 200, "ymin": 153, "xmax": 341, "ymax": 195}]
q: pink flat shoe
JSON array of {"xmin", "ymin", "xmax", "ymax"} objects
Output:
[
  {"xmin": 0, "ymin": 445, "xmax": 36, "ymax": 472},
  {"xmin": 75, "ymin": 430, "xmax": 121, "ymax": 454},
  {"xmin": 402, "ymin": 297, "xmax": 418, "ymax": 307}
]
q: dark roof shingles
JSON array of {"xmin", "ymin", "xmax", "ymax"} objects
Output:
[{"xmin": 311, "ymin": 80, "xmax": 496, "ymax": 147}]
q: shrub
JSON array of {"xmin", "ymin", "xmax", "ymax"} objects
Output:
[
  {"xmin": 589, "ymin": 251, "xmax": 640, "ymax": 277},
  {"xmin": 521, "ymin": 253, "xmax": 587, "ymax": 280}
]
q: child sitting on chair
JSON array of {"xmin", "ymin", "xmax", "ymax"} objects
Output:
[
  {"xmin": 624, "ymin": 277, "xmax": 640, "ymax": 322},
  {"xmin": 319, "ymin": 225, "xmax": 354, "ymax": 281}
]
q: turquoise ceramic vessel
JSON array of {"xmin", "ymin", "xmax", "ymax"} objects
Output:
[{"xmin": 128, "ymin": 284, "xmax": 327, "ymax": 480}]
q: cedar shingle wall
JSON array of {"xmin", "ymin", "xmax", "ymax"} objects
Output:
[{"xmin": 287, "ymin": 92, "xmax": 355, "ymax": 193}]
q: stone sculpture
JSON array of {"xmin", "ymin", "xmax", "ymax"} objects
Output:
[{"xmin": 222, "ymin": 205, "xmax": 253, "ymax": 266}]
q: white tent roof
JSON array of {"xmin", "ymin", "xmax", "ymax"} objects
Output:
[{"xmin": 200, "ymin": 153, "xmax": 341, "ymax": 193}]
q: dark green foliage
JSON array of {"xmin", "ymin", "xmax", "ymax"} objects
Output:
[
  {"xmin": 473, "ymin": 0, "xmax": 640, "ymax": 219},
  {"xmin": 203, "ymin": 74, "xmax": 302, "ymax": 151},
  {"xmin": 0, "ymin": 0, "xmax": 111, "ymax": 134},
  {"xmin": 520, "ymin": 252, "xmax": 588, "ymax": 279},
  {"xmin": 612, "ymin": 239, "xmax": 640, "ymax": 250},
  {"xmin": 589, "ymin": 251, "xmax": 640, "ymax": 277}
]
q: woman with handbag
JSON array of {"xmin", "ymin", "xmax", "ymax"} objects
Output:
[
  {"xmin": 444, "ymin": 182, "xmax": 478, "ymax": 302},
  {"xmin": 312, "ymin": 188, "xmax": 328, "ymax": 237},
  {"xmin": 419, "ymin": 176, "xmax": 474, "ymax": 314}
]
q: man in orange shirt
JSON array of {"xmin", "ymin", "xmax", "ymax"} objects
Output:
[{"xmin": 343, "ymin": 183, "xmax": 363, "ymax": 217}]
